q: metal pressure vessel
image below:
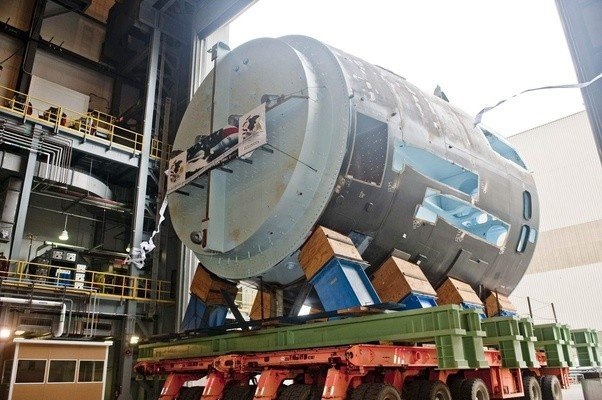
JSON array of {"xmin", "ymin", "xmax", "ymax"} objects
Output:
[{"xmin": 168, "ymin": 35, "xmax": 539, "ymax": 295}]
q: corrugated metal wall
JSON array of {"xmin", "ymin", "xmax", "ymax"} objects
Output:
[{"xmin": 508, "ymin": 111, "xmax": 602, "ymax": 329}]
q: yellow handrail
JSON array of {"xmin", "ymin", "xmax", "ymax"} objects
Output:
[
  {"xmin": 0, "ymin": 84, "xmax": 172, "ymax": 162},
  {"xmin": 3, "ymin": 259, "xmax": 173, "ymax": 303}
]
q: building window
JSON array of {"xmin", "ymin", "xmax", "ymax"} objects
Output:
[
  {"xmin": 516, "ymin": 225, "xmax": 530, "ymax": 253},
  {"xmin": 48, "ymin": 360, "xmax": 76, "ymax": 383},
  {"xmin": 347, "ymin": 113, "xmax": 388, "ymax": 186},
  {"xmin": 15, "ymin": 360, "xmax": 46, "ymax": 383},
  {"xmin": 523, "ymin": 191, "xmax": 532, "ymax": 220},
  {"xmin": 78, "ymin": 361, "xmax": 104, "ymax": 382}
]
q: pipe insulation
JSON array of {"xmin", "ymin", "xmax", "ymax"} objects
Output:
[{"xmin": 0, "ymin": 297, "xmax": 66, "ymax": 337}]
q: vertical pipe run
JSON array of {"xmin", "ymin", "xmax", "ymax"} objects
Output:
[{"xmin": 527, "ymin": 297, "xmax": 533, "ymax": 319}]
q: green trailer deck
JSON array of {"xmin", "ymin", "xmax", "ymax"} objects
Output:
[{"xmin": 139, "ymin": 304, "xmax": 487, "ymax": 370}]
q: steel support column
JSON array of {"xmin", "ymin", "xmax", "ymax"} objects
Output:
[
  {"xmin": 556, "ymin": 0, "xmax": 602, "ymax": 162},
  {"xmin": 9, "ymin": 128, "xmax": 39, "ymax": 261},
  {"xmin": 117, "ymin": 27, "xmax": 161, "ymax": 400},
  {"xmin": 17, "ymin": 0, "xmax": 46, "ymax": 93}
]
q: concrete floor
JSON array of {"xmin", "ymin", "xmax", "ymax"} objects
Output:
[{"xmin": 564, "ymin": 383, "xmax": 585, "ymax": 400}]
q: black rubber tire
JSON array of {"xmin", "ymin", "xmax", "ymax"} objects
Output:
[
  {"xmin": 347, "ymin": 383, "xmax": 370, "ymax": 400},
  {"xmin": 279, "ymin": 384, "xmax": 313, "ymax": 400},
  {"xmin": 448, "ymin": 377, "xmax": 465, "ymax": 400},
  {"xmin": 350, "ymin": 384, "xmax": 370, "ymax": 400},
  {"xmin": 403, "ymin": 380, "xmax": 425, "ymax": 400},
  {"xmin": 523, "ymin": 376, "xmax": 543, "ymax": 400},
  {"xmin": 222, "ymin": 384, "xmax": 256, "ymax": 400},
  {"xmin": 418, "ymin": 381, "xmax": 452, "ymax": 400},
  {"xmin": 362, "ymin": 383, "xmax": 401, "ymax": 400},
  {"xmin": 177, "ymin": 386, "xmax": 204, "ymax": 400},
  {"xmin": 311, "ymin": 385, "xmax": 324, "ymax": 400},
  {"xmin": 460, "ymin": 379, "xmax": 489, "ymax": 400},
  {"xmin": 540, "ymin": 375, "xmax": 562, "ymax": 400}
]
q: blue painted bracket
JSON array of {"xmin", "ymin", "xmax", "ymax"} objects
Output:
[
  {"xmin": 399, "ymin": 292, "xmax": 438, "ymax": 310},
  {"xmin": 180, "ymin": 293, "xmax": 228, "ymax": 331},
  {"xmin": 460, "ymin": 301, "xmax": 487, "ymax": 319},
  {"xmin": 497, "ymin": 309, "xmax": 518, "ymax": 318},
  {"xmin": 310, "ymin": 257, "xmax": 381, "ymax": 312}
]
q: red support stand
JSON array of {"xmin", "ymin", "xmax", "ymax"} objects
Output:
[{"xmin": 159, "ymin": 374, "xmax": 202, "ymax": 400}]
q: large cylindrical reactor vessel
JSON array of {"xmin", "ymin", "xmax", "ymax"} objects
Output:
[{"xmin": 168, "ymin": 35, "xmax": 538, "ymax": 295}]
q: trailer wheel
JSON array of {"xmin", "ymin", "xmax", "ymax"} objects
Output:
[
  {"xmin": 222, "ymin": 384, "xmax": 256, "ymax": 400},
  {"xmin": 448, "ymin": 377, "xmax": 464, "ymax": 400},
  {"xmin": 523, "ymin": 376, "xmax": 543, "ymax": 400},
  {"xmin": 418, "ymin": 381, "xmax": 452, "ymax": 400},
  {"xmin": 356, "ymin": 383, "xmax": 401, "ymax": 400},
  {"xmin": 279, "ymin": 384, "xmax": 313, "ymax": 400},
  {"xmin": 350, "ymin": 384, "xmax": 369, "ymax": 400},
  {"xmin": 176, "ymin": 386, "xmax": 204, "ymax": 400},
  {"xmin": 460, "ymin": 379, "xmax": 489, "ymax": 400},
  {"xmin": 540, "ymin": 375, "xmax": 562, "ymax": 400},
  {"xmin": 311, "ymin": 385, "xmax": 324, "ymax": 400},
  {"xmin": 404, "ymin": 380, "xmax": 428, "ymax": 400}
]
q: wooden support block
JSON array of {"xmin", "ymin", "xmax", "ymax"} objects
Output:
[
  {"xmin": 485, "ymin": 292, "xmax": 517, "ymax": 317},
  {"xmin": 250, "ymin": 290, "xmax": 273, "ymax": 320},
  {"xmin": 298, "ymin": 226, "xmax": 363, "ymax": 280},
  {"xmin": 371, "ymin": 256, "xmax": 436, "ymax": 302},
  {"xmin": 190, "ymin": 264, "xmax": 238, "ymax": 306},
  {"xmin": 436, "ymin": 277, "xmax": 483, "ymax": 306}
]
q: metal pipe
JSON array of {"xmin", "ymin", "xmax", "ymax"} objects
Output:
[
  {"xmin": 42, "ymin": 241, "xmax": 87, "ymax": 251},
  {"xmin": 37, "ymin": 135, "xmax": 64, "ymax": 182},
  {"xmin": 0, "ymin": 128, "xmax": 54, "ymax": 179},
  {"xmin": 29, "ymin": 205, "xmax": 102, "ymax": 222},
  {"xmin": 3, "ymin": 127, "xmax": 57, "ymax": 178},
  {"xmin": 43, "ymin": 134, "xmax": 73, "ymax": 184},
  {"xmin": 0, "ymin": 296, "xmax": 66, "ymax": 337},
  {"xmin": 31, "ymin": 190, "xmax": 129, "ymax": 212},
  {"xmin": 0, "ymin": 290, "xmax": 74, "ymax": 336},
  {"xmin": 1, "ymin": 123, "xmax": 70, "ymax": 184}
]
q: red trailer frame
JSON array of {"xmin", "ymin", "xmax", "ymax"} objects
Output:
[{"xmin": 135, "ymin": 343, "xmax": 569, "ymax": 399}]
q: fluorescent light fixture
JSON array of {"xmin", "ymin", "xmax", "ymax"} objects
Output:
[
  {"xmin": 0, "ymin": 328, "xmax": 11, "ymax": 339},
  {"xmin": 129, "ymin": 335, "xmax": 140, "ymax": 345},
  {"xmin": 14, "ymin": 330, "xmax": 25, "ymax": 336}
]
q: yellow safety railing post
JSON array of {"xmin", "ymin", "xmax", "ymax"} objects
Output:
[{"xmin": 0, "ymin": 257, "xmax": 172, "ymax": 303}]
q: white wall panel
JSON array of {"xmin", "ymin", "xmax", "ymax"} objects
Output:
[
  {"xmin": 510, "ymin": 262, "xmax": 602, "ymax": 330},
  {"xmin": 509, "ymin": 111, "xmax": 602, "ymax": 231},
  {"xmin": 32, "ymin": 50, "xmax": 113, "ymax": 113}
]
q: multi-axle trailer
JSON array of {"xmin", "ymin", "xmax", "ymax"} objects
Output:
[
  {"xmin": 135, "ymin": 303, "xmax": 600, "ymax": 400},
  {"xmin": 143, "ymin": 33, "xmax": 600, "ymax": 400}
]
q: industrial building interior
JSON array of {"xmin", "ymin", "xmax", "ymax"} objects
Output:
[{"xmin": 0, "ymin": 0, "xmax": 600, "ymax": 400}]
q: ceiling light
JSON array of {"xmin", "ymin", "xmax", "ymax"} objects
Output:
[
  {"xmin": 59, "ymin": 215, "xmax": 69, "ymax": 241},
  {"xmin": 129, "ymin": 335, "xmax": 140, "ymax": 345},
  {"xmin": 0, "ymin": 328, "xmax": 11, "ymax": 339},
  {"xmin": 14, "ymin": 330, "xmax": 25, "ymax": 336}
]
